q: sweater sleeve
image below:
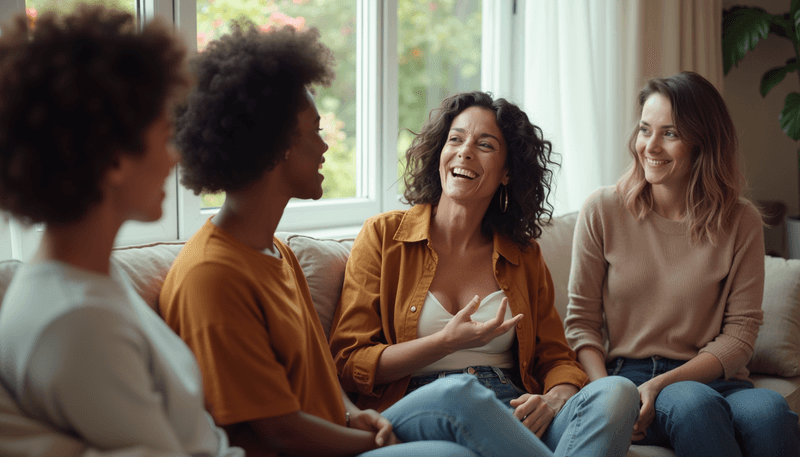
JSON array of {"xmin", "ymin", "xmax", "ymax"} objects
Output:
[
  {"xmin": 698, "ymin": 203, "xmax": 765, "ymax": 379},
  {"xmin": 564, "ymin": 189, "xmax": 609, "ymax": 356},
  {"xmin": 329, "ymin": 216, "xmax": 390, "ymax": 397}
]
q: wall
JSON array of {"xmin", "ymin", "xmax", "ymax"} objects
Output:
[{"xmin": 722, "ymin": 0, "xmax": 799, "ymax": 257}]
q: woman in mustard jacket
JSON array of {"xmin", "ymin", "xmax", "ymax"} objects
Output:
[{"xmin": 330, "ymin": 91, "xmax": 639, "ymax": 457}]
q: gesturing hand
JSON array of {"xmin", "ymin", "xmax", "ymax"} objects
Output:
[
  {"xmin": 439, "ymin": 296, "xmax": 523, "ymax": 352},
  {"xmin": 348, "ymin": 409, "xmax": 401, "ymax": 447}
]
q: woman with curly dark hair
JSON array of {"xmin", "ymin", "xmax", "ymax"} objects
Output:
[
  {"xmin": 0, "ymin": 6, "xmax": 241, "ymax": 457},
  {"xmin": 330, "ymin": 91, "xmax": 639, "ymax": 457}
]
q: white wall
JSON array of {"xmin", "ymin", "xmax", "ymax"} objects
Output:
[{"xmin": 722, "ymin": 0, "xmax": 799, "ymax": 257}]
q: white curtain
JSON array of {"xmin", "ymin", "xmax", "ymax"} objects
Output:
[{"xmin": 520, "ymin": 0, "xmax": 722, "ymax": 216}]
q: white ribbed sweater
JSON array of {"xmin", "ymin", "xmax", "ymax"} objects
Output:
[{"xmin": 564, "ymin": 187, "xmax": 765, "ymax": 380}]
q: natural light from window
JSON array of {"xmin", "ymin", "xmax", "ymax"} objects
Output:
[{"xmin": 396, "ymin": 0, "xmax": 481, "ymax": 189}]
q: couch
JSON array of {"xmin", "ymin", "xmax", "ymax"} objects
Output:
[{"xmin": 1, "ymin": 211, "xmax": 798, "ymax": 457}]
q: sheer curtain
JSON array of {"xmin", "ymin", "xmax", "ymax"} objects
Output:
[{"xmin": 520, "ymin": 0, "xmax": 722, "ymax": 216}]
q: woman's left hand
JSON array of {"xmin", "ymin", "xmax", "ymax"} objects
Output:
[
  {"xmin": 510, "ymin": 384, "xmax": 577, "ymax": 438},
  {"xmin": 348, "ymin": 409, "xmax": 401, "ymax": 447},
  {"xmin": 632, "ymin": 379, "xmax": 662, "ymax": 441}
]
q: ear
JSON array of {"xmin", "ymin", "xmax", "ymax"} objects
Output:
[
  {"xmin": 102, "ymin": 154, "xmax": 129, "ymax": 190},
  {"xmin": 501, "ymin": 169, "xmax": 510, "ymax": 186}
]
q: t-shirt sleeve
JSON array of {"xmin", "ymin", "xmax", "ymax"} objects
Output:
[
  {"xmin": 698, "ymin": 203, "xmax": 765, "ymax": 378},
  {"xmin": 24, "ymin": 308, "xmax": 185, "ymax": 453},
  {"xmin": 173, "ymin": 262, "xmax": 300, "ymax": 425},
  {"xmin": 564, "ymin": 189, "xmax": 609, "ymax": 356}
]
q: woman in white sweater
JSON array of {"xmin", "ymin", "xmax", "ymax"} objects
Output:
[
  {"xmin": 0, "ymin": 6, "xmax": 241, "ymax": 456},
  {"xmin": 565, "ymin": 71, "xmax": 800, "ymax": 457}
]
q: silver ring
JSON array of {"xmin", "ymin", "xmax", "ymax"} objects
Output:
[{"xmin": 522, "ymin": 414, "xmax": 528, "ymax": 421}]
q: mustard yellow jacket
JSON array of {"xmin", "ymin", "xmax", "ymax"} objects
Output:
[{"xmin": 329, "ymin": 204, "xmax": 587, "ymax": 412}]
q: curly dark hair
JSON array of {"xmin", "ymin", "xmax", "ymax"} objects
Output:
[
  {"xmin": 175, "ymin": 23, "xmax": 335, "ymax": 194},
  {"xmin": 403, "ymin": 91, "xmax": 558, "ymax": 248},
  {"xmin": 0, "ymin": 5, "xmax": 188, "ymax": 224}
]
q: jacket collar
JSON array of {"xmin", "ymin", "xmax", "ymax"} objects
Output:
[{"xmin": 395, "ymin": 204, "xmax": 520, "ymax": 265}]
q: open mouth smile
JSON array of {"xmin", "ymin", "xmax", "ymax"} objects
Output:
[{"xmin": 451, "ymin": 167, "xmax": 477, "ymax": 179}]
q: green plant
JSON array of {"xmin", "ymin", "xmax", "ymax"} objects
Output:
[{"xmin": 723, "ymin": 1, "xmax": 800, "ymax": 214}]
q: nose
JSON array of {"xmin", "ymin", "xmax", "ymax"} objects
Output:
[
  {"xmin": 457, "ymin": 143, "xmax": 473, "ymax": 159},
  {"xmin": 645, "ymin": 135, "xmax": 661, "ymax": 155}
]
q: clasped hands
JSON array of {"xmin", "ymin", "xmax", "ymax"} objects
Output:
[{"xmin": 348, "ymin": 408, "xmax": 402, "ymax": 449}]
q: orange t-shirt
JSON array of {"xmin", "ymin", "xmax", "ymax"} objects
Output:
[{"xmin": 159, "ymin": 219, "xmax": 345, "ymax": 451}]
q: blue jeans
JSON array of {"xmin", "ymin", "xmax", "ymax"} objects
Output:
[
  {"xmin": 609, "ymin": 356, "xmax": 800, "ymax": 457},
  {"xmin": 359, "ymin": 374, "xmax": 553, "ymax": 457},
  {"xmin": 406, "ymin": 367, "xmax": 639, "ymax": 457}
]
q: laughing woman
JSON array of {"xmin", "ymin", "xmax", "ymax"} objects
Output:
[
  {"xmin": 565, "ymin": 71, "xmax": 800, "ymax": 457},
  {"xmin": 329, "ymin": 91, "xmax": 639, "ymax": 457},
  {"xmin": 0, "ymin": 6, "xmax": 240, "ymax": 456}
]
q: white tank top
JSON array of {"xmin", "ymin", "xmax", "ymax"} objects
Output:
[{"xmin": 413, "ymin": 290, "xmax": 516, "ymax": 376}]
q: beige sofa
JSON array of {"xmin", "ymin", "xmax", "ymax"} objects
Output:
[{"xmin": 1, "ymin": 211, "xmax": 798, "ymax": 456}]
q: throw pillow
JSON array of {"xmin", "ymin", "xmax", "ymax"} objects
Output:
[
  {"xmin": 277, "ymin": 233, "xmax": 354, "ymax": 339},
  {"xmin": 747, "ymin": 256, "xmax": 800, "ymax": 377}
]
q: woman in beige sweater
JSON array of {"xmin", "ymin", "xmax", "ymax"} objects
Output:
[{"xmin": 565, "ymin": 71, "xmax": 799, "ymax": 457}]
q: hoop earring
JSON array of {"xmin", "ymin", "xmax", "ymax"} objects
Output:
[{"xmin": 499, "ymin": 185, "xmax": 509, "ymax": 213}]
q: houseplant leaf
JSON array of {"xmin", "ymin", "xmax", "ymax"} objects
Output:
[
  {"xmin": 779, "ymin": 92, "xmax": 800, "ymax": 140},
  {"xmin": 792, "ymin": 0, "xmax": 800, "ymax": 43},
  {"xmin": 761, "ymin": 60, "xmax": 799, "ymax": 97},
  {"xmin": 722, "ymin": 7, "xmax": 774, "ymax": 74}
]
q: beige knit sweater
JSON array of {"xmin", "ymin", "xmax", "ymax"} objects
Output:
[{"xmin": 564, "ymin": 187, "xmax": 765, "ymax": 380}]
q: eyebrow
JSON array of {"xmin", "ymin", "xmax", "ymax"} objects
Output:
[
  {"xmin": 640, "ymin": 120, "xmax": 675, "ymax": 129},
  {"xmin": 450, "ymin": 127, "xmax": 501, "ymax": 143}
]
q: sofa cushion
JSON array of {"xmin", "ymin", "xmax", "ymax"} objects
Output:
[
  {"xmin": 747, "ymin": 256, "xmax": 800, "ymax": 377},
  {"xmin": 276, "ymin": 232, "xmax": 354, "ymax": 339},
  {"xmin": 537, "ymin": 212, "xmax": 579, "ymax": 322},
  {"xmin": 111, "ymin": 242, "xmax": 185, "ymax": 312}
]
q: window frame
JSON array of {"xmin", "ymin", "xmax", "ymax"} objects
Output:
[{"xmin": 0, "ymin": 0, "xmax": 517, "ymax": 259}]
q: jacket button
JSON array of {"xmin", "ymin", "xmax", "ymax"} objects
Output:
[
  {"xmin": 410, "ymin": 306, "xmax": 417, "ymax": 312},
  {"xmin": 516, "ymin": 322, "xmax": 522, "ymax": 329},
  {"xmin": 467, "ymin": 367, "xmax": 476, "ymax": 375},
  {"xmin": 522, "ymin": 361, "xmax": 528, "ymax": 368}
]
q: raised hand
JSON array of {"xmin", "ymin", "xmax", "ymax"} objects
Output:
[{"xmin": 439, "ymin": 296, "xmax": 523, "ymax": 352}]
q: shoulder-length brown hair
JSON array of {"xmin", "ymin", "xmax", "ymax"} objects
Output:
[
  {"xmin": 403, "ymin": 91, "xmax": 558, "ymax": 248},
  {"xmin": 616, "ymin": 71, "xmax": 753, "ymax": 244}
]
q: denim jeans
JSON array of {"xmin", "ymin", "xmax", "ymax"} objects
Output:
[
  {"xmin": 358, "ymin": 373, "xmax": 552, "ymax": 456},
  {"xmin": 405, "ymin": 367, "xmax": 639, "ymax": 457},
  {"xmin": 609, "ymin": 356, "xmax": 800, "ymax": 457}
]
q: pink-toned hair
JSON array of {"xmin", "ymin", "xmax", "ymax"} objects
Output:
[{"xmin": 616, "ymin": 71, "xmax": 756, "ymax": 244}]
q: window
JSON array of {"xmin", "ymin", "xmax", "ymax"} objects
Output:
[
  {"xmin": 0, "ymin": 0, "xmax": 515, "ymax": 259},
  {"xmin": 397, "ymin": 1, "xmax": 482, "ymax": 187}
]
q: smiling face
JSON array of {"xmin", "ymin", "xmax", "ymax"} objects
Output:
[
  {"xmin": 281, "ymin": 90, "xmax": 329, "ymax": 200},
  {"xmin": 635, "ymin": 93, "xmax": 693, "ymax": 196},
  {"xmin": 438, "ymin": 106, "xmax": 508, "ymax": 206}
]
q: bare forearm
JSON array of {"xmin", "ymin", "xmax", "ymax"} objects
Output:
[
  {"xmin": 577, "ymin": 347, "xmax": 608, "ymax": 382},
  {"xmin": 250, "ymin": 411, "xmax": 376, "ymax": 457},
  {"xmin": 375, "ymin": 333, "xmax": 451, "ymax": 384},
  {"xmin": 648, "ymin": 352, "xmax": 724, "ymax": 392}
]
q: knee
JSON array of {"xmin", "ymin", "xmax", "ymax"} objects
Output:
[
  {"xmin": 733, "ymin": 389, "xmax": 796, "ymax": 432},
  {"xmin": 659, "ymin": 381, "xmax": 731, "ymax": 423},
  {"xmin": 587, "ymin": 376, "xmax": 640, "ymax": 420}
]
